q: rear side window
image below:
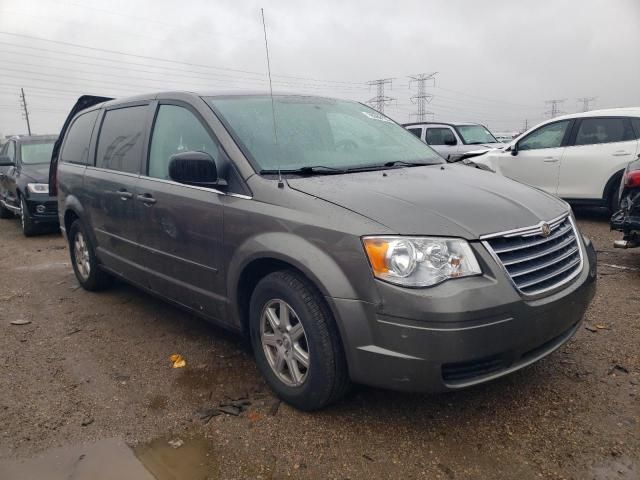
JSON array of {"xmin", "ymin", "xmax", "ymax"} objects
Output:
[
  {"xmin": 60, "ymin": 110, "xmax": 99, "ymax": 165},
  {"xmin": 148, "ymin": 105, "xmax": 219, "ymax": 180},
  {"xmin": 96, "ymin": 106, "xmax": 147, "ymax": 173},
  {"xmin": 426, "ymin": 127, "xmax": 456, "ymax": 145},
  {"xmin": 407, "ymin": 128, "xmax": 422, "ymax": 138},
  {"xmin": 574, "ymin": 118, "xmax": 634, "ymax": 146}
]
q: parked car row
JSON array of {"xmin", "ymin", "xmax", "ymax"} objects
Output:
[
  {"xmin": 0, "ymin": 134, "xmax": 60, "ymax": 236},
  {"xmin": 404, "ymin": 109, "xmax": 640, "ymax": 248}
]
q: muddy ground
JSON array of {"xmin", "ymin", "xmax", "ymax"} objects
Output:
[{"xmin": 0, "ymin": 209, "xmax": 638, "ymax": 479}]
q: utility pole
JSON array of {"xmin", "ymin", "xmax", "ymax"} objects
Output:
[
  {"xmin": 577, "ymin": 96, "xmax": 596, "ymax": 112},
  {"xmin": 408, "ymin": 72, "xmax": 437, "ymax": 122},
  {"xmin": 522, "ymin": 119, "xmax": 529, "ymax": 133},
  {"xmin": 20, "ymin": 88, "xmax": 32, "ymax": 135},
  {"xmin": 545, "ymin": 99, "xmax": 566, "ymax": 118},
  {"xmin": 366, "ymin": 78, "xmax": 395, "ymax": 114}
]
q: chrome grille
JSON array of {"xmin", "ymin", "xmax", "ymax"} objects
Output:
[{"xmin": 483, "ymin": 215, "xmax": 583, "ymax": 296}]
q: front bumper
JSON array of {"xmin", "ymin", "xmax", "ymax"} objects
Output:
[
  {"xmin": 24, "ymin": 194, "xmax": 59, "ymax": 225},
  {"xmin": 331, "ymin": 236, "xmax": 597, "ymax": 392}
]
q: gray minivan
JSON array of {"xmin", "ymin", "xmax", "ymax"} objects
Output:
[{"xmin": 51, "ymin": 92, "xmax": 597, "ymax": 410}]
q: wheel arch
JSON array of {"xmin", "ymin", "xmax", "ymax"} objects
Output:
[
  {"xmin": 227, "ymin": 233, "xmax": 362, "ymax": 337},
  {"xmin": 602, "ymin": 168, "xmax": 625, "ymax": 204}
]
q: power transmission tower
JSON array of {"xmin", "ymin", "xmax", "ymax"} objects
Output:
[
  {"xmin": 577, "ymin": 96, "xmax": 596, "ymax": 112},
  {"xmin": 20, "ymin": 88, "xmax": 32, "ymax": 135},
  {"xmin": 408, "ymin": 72, "xmax": 437, "ymax": 122},
  {"xmin": 522, "ymin": 119, "xmax": 529, "ymax": 133},
  {"xmin": 367, "ymin": 78, "xmax": 395, "ymax": 114},
  {"xmin": 545, "ymin": 99, "xmax": 566, "ymax": 118}
]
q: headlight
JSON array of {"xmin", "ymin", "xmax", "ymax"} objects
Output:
[
  {"xmin": 27, "ymin": 183, "xmax": 49, "ymax": 194},
  {"xmin": 362, "ymin": 236, "xmax": 482, "ymax": 287}
]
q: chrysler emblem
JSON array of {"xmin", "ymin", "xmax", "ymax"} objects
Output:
[{"xmin": 540, "ymin": 223, "xmax": 551, "ymax": 237}]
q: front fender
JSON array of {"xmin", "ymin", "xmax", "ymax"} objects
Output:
[
  {"xmin": 228, "ymin": 231, "xmax": 363, "ymax": 297},
  {"xmin": 226, "ymin": 231, "xmax": 377, "ymax": 325}
]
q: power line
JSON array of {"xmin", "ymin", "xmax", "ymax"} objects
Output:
[
  {"xmin": 367, "ymin": 78, "xmax": 395, "ymax": 114},
  {"xmin": 19, "ymin": 88, "xmax": 32, "ymax": 135},
  {"xmin": 0, "ymin": 31, "xmax": 369, "ymax": 87},
  {"xmin": 577, "ymin": 96, "xmax": 596, "ymax": 112},
  {"xmin": 408, "ymin": 72, "xmax": 436, "ymax": 122},
  {"xmin": 545, "ymin": 99, "xmax": 566, "ymax": 118}
]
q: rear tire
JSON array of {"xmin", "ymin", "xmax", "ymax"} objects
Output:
[
  {"xmin": 249, "ymin": 270, "xmax": 350, "ymax": 411},
  {"xmin": 68, "ymin": 219, "xmax": 112, "ymax": 291}
]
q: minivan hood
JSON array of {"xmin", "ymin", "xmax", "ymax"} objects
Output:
[
  {"xmin": 287, "ymin": 164, "xmax": 568, "ymax": 239},
  {"xmin": 21, "ymin": 164, "xmax": 50, "ymax": 183}
]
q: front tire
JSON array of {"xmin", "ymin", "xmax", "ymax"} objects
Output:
[
  {"xmin": 249, "ymin": 270, "xmax": 350, "ymax": 410},
  {"xmin": 20, "ymin": 196, "xmax": 38, "ymax": 236},
  {"xmin": 68, "ymin": 219, "xmax": 112, "ymax": 291}
]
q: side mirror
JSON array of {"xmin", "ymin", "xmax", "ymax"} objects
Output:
[
  {"xmin": 0, "ymin": 155, "xmax": 15, "ymax": 167},
  {"xmin": 168, "ymin": 151, "xmax": 225, "ymax": 188},
  {"xmin": 510, "ymin": 144, "xmax": 519, "ymax": 156},
  {"xmin": 444, "ymin": 137, "xmax": 457, "ymax": 146}
]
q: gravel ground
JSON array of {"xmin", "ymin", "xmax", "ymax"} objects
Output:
[{"xmin": 0, "ymin": 209, "xmax": 638, "ymax": 479}]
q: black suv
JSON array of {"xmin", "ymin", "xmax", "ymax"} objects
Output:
[
  {"xmin": 0, "ymin": 134, "xmax": 59, "ymax": 235},
  {"xmin": 51, "ymin": 92, "xmax": 596, "ymax": 410}
]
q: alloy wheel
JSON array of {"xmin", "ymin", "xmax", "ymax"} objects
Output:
[
  {"xmin": 260, "ymin": 299, "xmax": 310, "ymax": 387},
  {"xmin": 73, "ymin": 230, "xmax": 91, "ymax": 281}
]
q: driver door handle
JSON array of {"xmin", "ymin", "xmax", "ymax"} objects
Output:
[
  {"xmin": 117, "ymin": 189, "xmax": 133, "ymax": 200},
  {"xmin": 612, "ymin": 151, "xmax": 631, "ymax": 157},
  {"xmin": 543, "ymin": 157, "xmax": 559, "ymax": 163},
  {"xmin": 136, "ymin": 193, "xmax": 157, "ymax": 205}
]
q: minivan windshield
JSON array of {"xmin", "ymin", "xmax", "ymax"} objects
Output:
[
  {"xmin": 456, "ymin": 125, "xmax": 499, "ymax": 145},
  {"xmin": 20, "ymin": 141, "xmax": 56, "ymax": 165},
  {"xmin": 207, "ymin": 96, "xmax": 443, "ymax": 173}
]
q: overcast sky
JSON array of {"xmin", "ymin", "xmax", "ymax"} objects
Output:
[{"xmin": 1, "ymin": 0, "xmax": 639, "ymax": 137}]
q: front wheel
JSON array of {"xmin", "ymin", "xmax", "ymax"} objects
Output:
[
  {"xmin": 68, "ymin": 219, "xmax": 112, "ymax": 291},
  {"xmin": 249, "ymin": 270, "xmax": 350, "ymax": 410},
  {"xmin": 20, "ymin": 196, "xmax": 38, "ymax": 236}
]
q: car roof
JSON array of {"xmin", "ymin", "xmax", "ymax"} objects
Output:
[
  {"xmin": 8, "ymin": 134, "xmax": 58, "ymax": 143},
  {"xmin": 86, "ymin": 90, "xmax": 344, "ymax": 110},
  {"xmin": 550, "ymin": 107, "xmax": 640, "ymax": 121},
  {"xmin": 402, "ymin": 121, "xmax": 482, "ymax": 128}
]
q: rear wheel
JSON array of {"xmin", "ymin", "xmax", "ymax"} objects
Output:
[
  {"xmin": 69, "ymin": 219, "xmax": 111, "ymax": 291},
  {"xmin": 249, "ymin": 270, "xmax": 350, "ymax": 411},
  {"xmin": 20, "ymin": 196, "xmax": 38, "ymax": 236}
]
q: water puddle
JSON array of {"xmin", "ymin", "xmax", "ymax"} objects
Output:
[
  {"xmin": 0, "ymin": 437, "xmax": 154, "ymax": 480},
  {"xmin": 134, "ymin": 435, "xmax": 218, "ymax": 480}
]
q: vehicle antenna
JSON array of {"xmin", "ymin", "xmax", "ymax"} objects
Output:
[{"xmin": 260, "ymin": 8, "xmax": 283, "ymax": 188}]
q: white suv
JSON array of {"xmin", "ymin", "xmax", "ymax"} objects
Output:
[
  {"xmin": 403, "ymin": 121, "xmax": 503, "ymax": 162},
  {"xmin": 471, "ymin": 108, "xmax": 640, "ymax": 211}
]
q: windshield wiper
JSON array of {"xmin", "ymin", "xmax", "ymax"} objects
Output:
[
  {"xmin": 260, "ymin": 165, "xmax": 347, "ymax": 175},
  {"xmin": 382, "ymin": 160, "xmax": 437, "ymax": 167}
]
